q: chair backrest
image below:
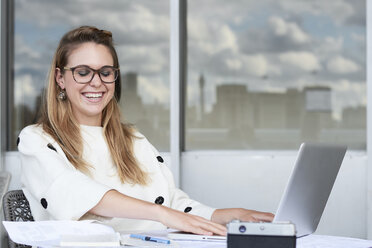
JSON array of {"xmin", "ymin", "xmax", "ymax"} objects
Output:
[{"xmin": 3, "ymin": 190, "xmax": 34, "ymax": 248}]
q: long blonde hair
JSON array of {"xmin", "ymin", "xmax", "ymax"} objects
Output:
[{"xmin": 39, "ymin": 26, "xmax": 148, "ymax": 185}]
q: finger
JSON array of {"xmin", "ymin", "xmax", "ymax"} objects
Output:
[
  {"xmin": 201, "ymin": 218, "xmax": 227, "ymax": 233},
  {"xmin": 189, "ymin": 227, "xmax": 213, "ymax": 236},
  {"xmin": 193, "ymin": 215, "xmax": 227, "ymax": 232},
  {"xmin": 253, "ymin": 213, "xmax": 275, "ymax": 222},
  {"xmin": 198, "ymin": 220, "xmax": 227, "ymax": 236}
]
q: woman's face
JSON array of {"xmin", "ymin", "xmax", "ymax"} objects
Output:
[{"xmin": 56, "ymin": 42, "xmax": 116, "ymax": 126}]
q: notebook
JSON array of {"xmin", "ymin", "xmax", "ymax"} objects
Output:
[
  {"xmin": 167, "ymin": 230, "xmax": 226, "ymax": 242},
  {"xmin": 273, "ymin": 143, "xmax": 347, "ymax": 237}
]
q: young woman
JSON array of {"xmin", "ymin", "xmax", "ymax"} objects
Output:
[{"xmin": 18, "ymin": 26, "xmax": 273, "ymax": 235}]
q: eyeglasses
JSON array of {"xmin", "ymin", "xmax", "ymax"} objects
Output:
[{"xmin": 63, "ymin": 65, "xmax": 120, "ymax": 84}]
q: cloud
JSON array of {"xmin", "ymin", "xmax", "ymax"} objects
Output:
[
  {"xmin": 269, "ymin": 16, "xmax": 310, "ymax": 44},
  {"xmin": 137, "ymin": 75, "xmax": 169, "ymax": 104},
  {"xmin": 278, "ymin": 0, "xmax": 363, "ymax": 26},
  {"xmin": 238, "ymin": 15, "xmax": 312, "ymax": 54},
  {"xmin": 14, "ymin": 74, "xmax": 38, "ymax": 105},
  {"xmin": 117, "ymin": 45, "xmax": 168, "ymax": 75},
  {"xmin": 16, "ymin": 0, "xmax": 170, "ymax": 45},
  {"xmin": 279, "ymin": 51, "xmax": 321, "ymax": 72},
  {"xmin": 188, "ymin": 19, "xmax": 238, "ymax": 55},
  {"xmin": 326, "ymin": 56, "xmax": 360, "ymax": 74},
  {"xmin": 242, "ymin": 54, "xmax": 269, "ymax": 77}
]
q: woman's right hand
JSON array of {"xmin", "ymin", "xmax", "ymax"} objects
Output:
[
  {"xmin": 90, "ymin": 190, "xmax": 226, "ymax": 235},
  {"xmin": 157, "ymin": 205, "xmax": 227, "ymax": 236}
]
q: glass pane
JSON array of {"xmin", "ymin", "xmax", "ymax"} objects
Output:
[
  {"xmin": 186, "ymin": 0, "xmax": 366, "ymax": 150},
  {"xmin": 11, "ymin": 0, "xmax": 170, "ymax": 151}
]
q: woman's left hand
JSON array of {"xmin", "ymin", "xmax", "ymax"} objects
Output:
[{"xmin": 211, "ymin": 208, "xmax": 274, "ymax": 225}]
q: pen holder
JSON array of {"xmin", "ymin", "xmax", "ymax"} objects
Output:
[{"xmin": 227, "ymin": 221, "xmax": 296, "ymax": 248}]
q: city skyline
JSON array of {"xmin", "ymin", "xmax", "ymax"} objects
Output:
[{"xmin": 120, "ymin": 71, "xmax": 366, "ymax": 150}]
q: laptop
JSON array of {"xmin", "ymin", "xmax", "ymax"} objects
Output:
[
  {"xmin": 168, "ymin": 143, "xmax": 346, "ymax": 241},
  {"xmin": 273, "ymin": 143, "xmax": 347, "ymax": 237}
]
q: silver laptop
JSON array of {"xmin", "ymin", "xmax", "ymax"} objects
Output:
[{"xmin": 273, "ymin": 143, "xmax": 347, "ymax": 237}]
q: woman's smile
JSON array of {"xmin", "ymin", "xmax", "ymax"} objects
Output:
[{"xmin": 82, "ymin": 92, "xmax": 105, "ymax": 102}]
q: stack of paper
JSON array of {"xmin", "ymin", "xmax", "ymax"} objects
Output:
[{"xmin": 3, "ymin": 220, "xmax": 120, "ymax": 247}]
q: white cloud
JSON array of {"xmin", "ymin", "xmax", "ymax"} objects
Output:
[
  {"xmin": 15, "ymin": 74, "xmax": 38, "ymax": 105},
  {"xmin": 137, "ymin": 76, "xmax": 169, "ymax": 104},
  {"xmin": 15, "ymin": 35, "xmax": 40, "ymax": 60},
  {"xmin": 188, "ymin": 19, "xmax": 238, "ymax": 55},
  {"xmin": 321, "ymin": 37, "xmax": 344, "ymax": 54},
  {"xmin": 269, "ymin": 16, "xmax": 310, "ymax": 44},
  {"xmin": 117, "ymin": 45, "xmax": 167, "ymax": 75},
  {"xmin": 242, "ymin": 54, "xmax": 268, "ymax": 77},
  {"xmin": 327, "ymin": 56, "xmax": 360, "ymax": 74},
  {"xmin": 225, "ymin": 58, "xmax": 242, "ymax": 71},
  {"xmin": 278, "ymin": 0, "xmax": 356, "ymax": 25},
  {"xmin": 279, "ymin": 51, "xmax": 321, "ymax": 71}
]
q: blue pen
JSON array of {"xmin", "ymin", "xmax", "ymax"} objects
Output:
[{"xmin": 130, "ymin": 234, "xmax": 171, "ymax": 244}]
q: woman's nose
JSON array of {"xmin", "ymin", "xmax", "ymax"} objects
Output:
[{"xmin": 89, "ymin": 72, "xmax": 103, "ymax": 87}]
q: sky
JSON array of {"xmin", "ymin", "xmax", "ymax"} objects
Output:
[{"xmin": 14, "ymin": 0, "xmax": 366, "ymax": 120}]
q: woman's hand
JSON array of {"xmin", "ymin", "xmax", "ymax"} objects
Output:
[
  {"xmin": 157, "ymin": 205, "xmax": 227, "ymax": 236},
  {"xmin": 211, "ymin": 208, "xmax": 274, "ymax": 225},
  {"xmin": 90, "ymin": 190, "xmax": 227, "ymax": 236}
]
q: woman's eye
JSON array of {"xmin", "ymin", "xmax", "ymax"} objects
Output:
[
  {"xmin": 76, "ymin": 69, "xmax": 90, "ymax": 77},
  {"xmin": 100, "ymin": 70, "xmax": 112, "ymax": 77}
]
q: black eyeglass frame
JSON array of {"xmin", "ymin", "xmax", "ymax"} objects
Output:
[{"xmin": 63, "ymin": 65, "xmax": 120, "ymax": 84}]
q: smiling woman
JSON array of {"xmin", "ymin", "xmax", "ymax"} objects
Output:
[
  {"xmin": 17, "ymin": 25, "xmax": 274, "ymax": 234},
  {"xmin": 55, "ymin": 42, "xmax": 117, "ymax": 126}
]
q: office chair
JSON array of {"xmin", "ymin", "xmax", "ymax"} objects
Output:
[{"xmin": 3, "ymin": 190, "xmax": 34, "ymax": 248}]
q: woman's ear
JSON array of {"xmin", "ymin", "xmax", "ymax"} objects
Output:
[{"xmin": 55, "ymin": 68, "xmax": 65, "ymax": 89}]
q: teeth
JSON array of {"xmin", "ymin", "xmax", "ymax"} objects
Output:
[{"xmin": 84, "ymin": 93, "xmax": 103, "ymax": 98}]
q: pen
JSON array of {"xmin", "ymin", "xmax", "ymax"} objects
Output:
[{"xmin": 130, "ymin": 234, "xmax": 171, "ymax": 244}]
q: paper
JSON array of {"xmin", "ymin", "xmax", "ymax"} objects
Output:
[
  {"xmin": 60, "ymin": 233, "xmax": 120, "ymax": 247},
  {"xmin": 3, "ymin": 220, "xmax": 120, "ymax": 247}
]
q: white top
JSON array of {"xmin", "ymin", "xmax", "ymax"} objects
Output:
[{"xmin": 18, "ymin": 124, "xmax": 215, "ymax": 232}]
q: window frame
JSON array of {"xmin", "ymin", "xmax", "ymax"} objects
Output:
[
  {"xmin": 366, "ymin": 0, "xmax": 372, "ymax": 239},
  {"xmin": 1, "ymin": 0, "xmax": 15, "ymax": 169}
]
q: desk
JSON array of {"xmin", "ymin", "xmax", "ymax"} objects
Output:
[
  {"xmin": 4, "ymin": 221, "xmax": 372, "ymax": 248},
  {"xmin": 121, "ymin": 234, "xmax": 372, "ymax": 248}
]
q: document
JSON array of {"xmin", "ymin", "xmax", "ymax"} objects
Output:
[{"xmin": 3, "ymin": 220, "xmax": 120, "ymax": 247}]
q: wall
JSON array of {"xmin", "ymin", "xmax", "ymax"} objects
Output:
[{"xmin": 4, "ymin": 151, "xmax": 368, "ymax": 239}]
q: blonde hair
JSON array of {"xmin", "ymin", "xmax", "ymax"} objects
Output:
[{"xmin": 39, "ymin": 26, "xmax": 148, "ymax": 185}]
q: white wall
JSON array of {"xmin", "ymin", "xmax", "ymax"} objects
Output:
[{"xmin": 5, "ymin": 151, "xmax": 368, "ymax": 239}]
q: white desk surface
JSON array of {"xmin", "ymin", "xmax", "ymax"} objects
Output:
[
  {"xmin": 4, "ymin": 220, "xmax": 372, "ymax": 248},
  {"xmin": 120, "ymin": 234, "xmax": 372, "ymax": 248}
]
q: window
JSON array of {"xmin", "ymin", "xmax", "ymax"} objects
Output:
[
  {"xmin": 8, "ymin": 0, "xmax": 367, "ymax": 152},
  {"xmin": 10, "ymin": 0, "xmax": 170, "ymax": 151},
  {"xmin": 186, "ymin": 0, "xmax": 366, "ymax": 150}
]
